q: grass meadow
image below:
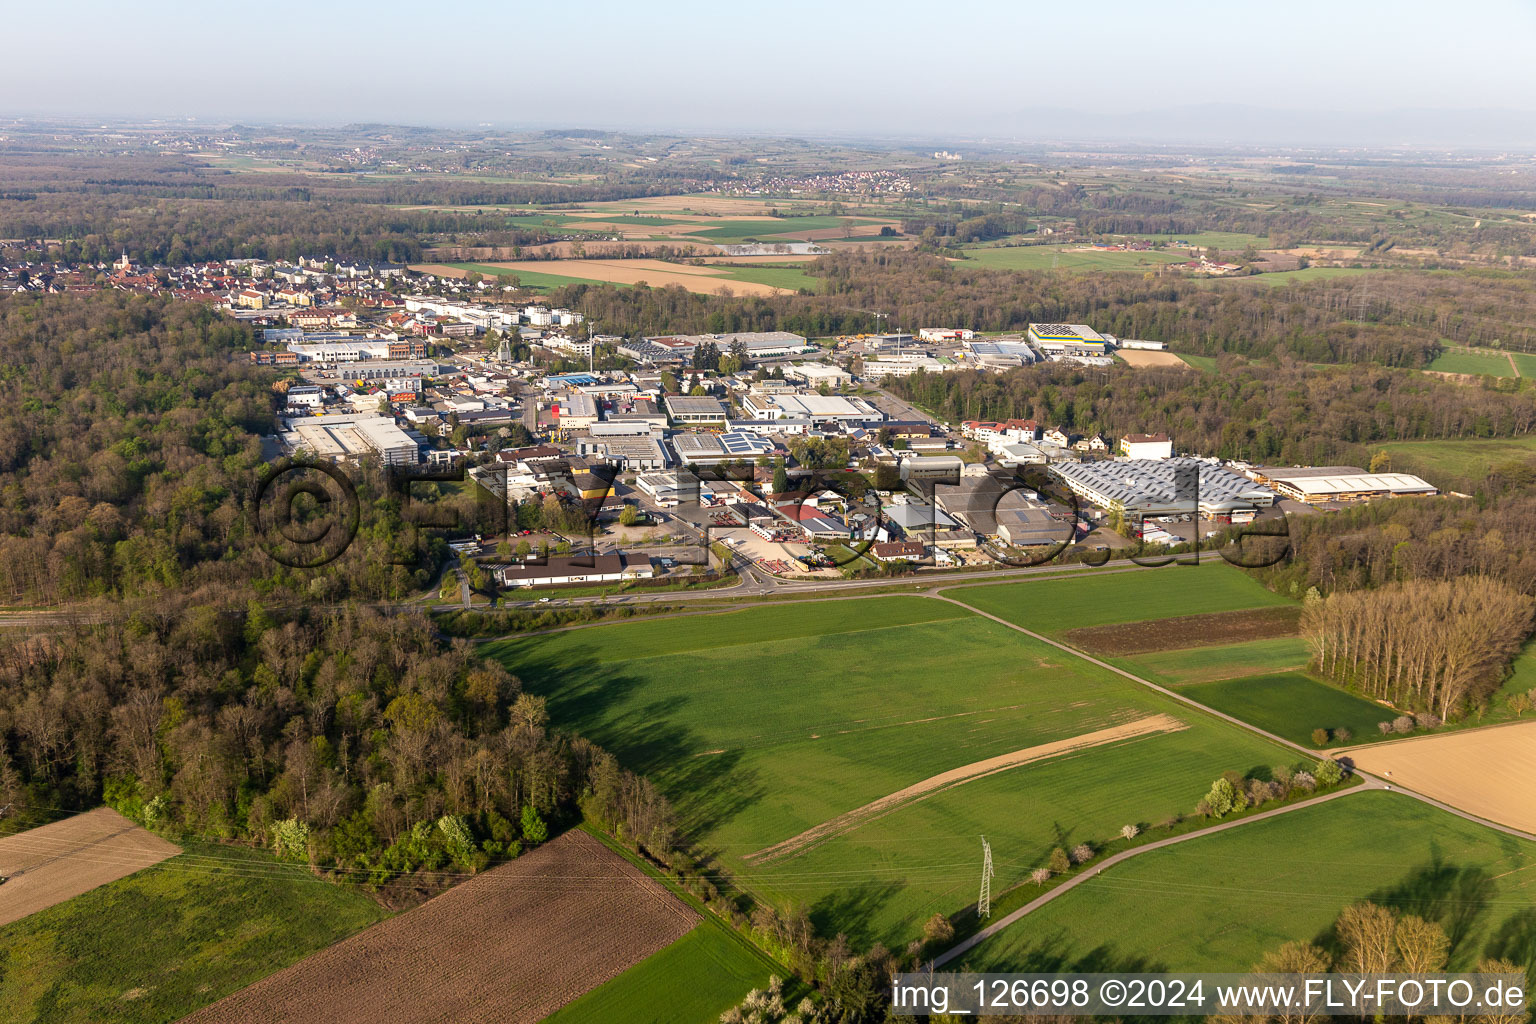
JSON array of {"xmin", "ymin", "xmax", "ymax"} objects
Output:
[
  {"xmin": 1427, "ymin": 346, "xmax": 1517, "ymax": 377},
  {"xmin": 944, "ymin": 563, "xmax": 1293, "ymax": 636},
  {"xmin": 1121, "ymin": 636, "xmax": 1312, "ymax": 687},
  {"xmin": 543, "ymin": 924, "xmax": 777, "ymax": 1024},
  {"xmin": 963, "ymin": 790, "xmax": 1536, "ymax": 972},
  {"xmin": 1176, "ymin": 672, "xmax": 1389, "ymax": 747},
  {"xmin": 1378, "ymin": 435, "xmax": 1536, "ymax": 483},
  {"xmin": 488, "ymin": 594, "xmax": 1295, "ymax": 946},
  {"xmin": 0, "ymin": 842, "xmax": 388, "ymax": 1024},
  {"xmin": 962, "ymin": 246, "xmax": 1189, "ymax": 272}
]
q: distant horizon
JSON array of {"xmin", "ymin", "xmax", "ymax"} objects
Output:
[
  {"xmin": 8, "ymin": 105, "xmax": 1536, "ymax": 153},
  {"xmin": 8, "ymin": 0, "xmax": 1536, "ymax": 149}
]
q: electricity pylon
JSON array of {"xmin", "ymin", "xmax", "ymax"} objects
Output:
[{"xmin": 977, "ymin": 836, "xmax": 995, "ymax": 918}]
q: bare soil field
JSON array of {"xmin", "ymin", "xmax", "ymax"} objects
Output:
[
  {"xmin": 1116, "ymin": 350, "xmax": 1192, "ymax": 369},
  {"xmin": 1344, "ymin": 722, "xmax": 1536, "ymax": 834},
  {"xmin": 0, "ymin": 808, "xmax": 181, "ymax": 926},
  {"xmin": 178, "ymin": 829, "xmax": 696, "ymax": 1024},
  {"xmin": 1063, "ymin": 606, "xmax": 1302, "ymax": 656},
  {"xmin": 458, "ymin": 258, "xmax": 791, "ymax": 296},
  {"xmin": 746, "ymin": 714, "xmax": 1188, "ymax": 864}
]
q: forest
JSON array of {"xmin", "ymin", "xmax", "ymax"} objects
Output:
[
  {"xmin": 890, "ymin": 359, "xmax": 1536, "ymax": 467},
  {"xmin": 0, "ymin": 293, "xmax": 442, "ymax": 604}
]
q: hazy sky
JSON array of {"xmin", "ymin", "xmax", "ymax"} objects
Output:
[{"xmin": 8, "ymin": 0, "xmax": 1536, "ymax": 140}]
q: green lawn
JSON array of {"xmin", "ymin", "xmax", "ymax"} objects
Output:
[
  {"xmin": 1427, "ymin": 346, "xmax": 1517, "ymax": 377},
  {"xmin": 488, "ymin": 595, "xmax": 1294, "ymax": 947},
  {"xmin": 1177, "ymin": 672, "xmax": 1389, "ymax": 747},
  {"xmin": 964, "ymin": 790, "xmax": 1536, "ymax": 973},
  {"xmin": 1122, "ymin": 636, "xmax": 1311, "ymax": 687},
  {"xmin": 1179, "ymin": 353, "xmax": 1220, "ymax": 372},
  {"xmin": 0, "ymin": 841, "xmax": 388, "ymax": 1024},
  {"xmin": 945, "ymin": 563, "xmax": 1293, "ymax": 636},
  {"xmin": 1378, "ymin": 435, "xmax": 1536, "ymax": 484},
  {"xmin": 543, "ymin": 924, "xmax": 775, "ymax": 1024},
  {"xmin": 962, "ymin": 246, "xmax": 1189, "ymax": 272}
]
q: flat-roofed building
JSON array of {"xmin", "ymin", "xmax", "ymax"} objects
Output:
[
  {"xmin": 1248, "ymin": 466, "xmax": 1438, "ymax": 504},
  {"xmin": 1052, "ymin": 458, "xmax": 1274, "ymax": 517},
  {"xmin": 664, "ymin": 395, "xmax": 728, "ymax": 424},
  {"xmin": 1119, "ymin": 432, "xmax": 1174, "ymax": 460}
]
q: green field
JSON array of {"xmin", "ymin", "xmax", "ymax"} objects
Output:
[
  {"xmin": 434, "ymin": 261, "xmax": 815, "ymax": 294},
  {"xmin": 1252, "ymin": 267, "xmax": 1375, "ymax": 286},
  {"xmin": 0, "ymin": 842, "xmax": 388, "ymax": 1024},
  {"xmin": 488, "ymin": 594, "xmax": 1295, "ymax": 946},
  {"xmin": 439, "ymin": 263, "xmax": 634, "ymax": 290},
  {"xmin": 686, "ymin": 216, "xmax": 880, "ymax": 243},
  {"xmin": 965, "ymin": 790, "xmax": 1536, "ymax": 972},
  {"xmin": 1177, "ymin": 672, "xmax": 1389, "ymax": 747},
  {"xmin": 1122, "ymin": 636, "xmax": 1311, "ymax": 687},
  {"xmin": 963, "ymin": 246, "xmax": 1189, "ymax": 272},
  {"xmin": 1378, "ymin": 435, "xmax": 1536, "ymax": 484},
  {"xmin": 544, "ymin": 924, "xmax": 776, "ymax": 1024},
  {"xmin": 945, "ymin": 563, "xmax": 1293, "ymax": 636},
  {"xmin": 704, "ymin": 263, "xmax": 818, "ymax": 292},
  {"xmin": 1179, "ymin": 353, "xmax": 1220, "ymax": 372},
  {"xmin": 1509, "ymin": 352, "xmax": 1536, "ymax": 377},
  {"xmin": 1427, "ymin": 346, "xmax": 1517, "ymax": 377}
]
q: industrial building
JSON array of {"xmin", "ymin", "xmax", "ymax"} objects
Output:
[
  {"xmin": 664, "ymin": 395, "xmax": 729, "ymax": 424},
  {"xmin": 1052, "ymin": 458, "xmax": 1275, "ymax": 517},
  {"xmin": 491, "ymin": 553, "xmax": 653, "ymax": 589},
  {"xmin": 284, "ymin": 413, "xmax": 420, "ymax": 466},
  {"xmin": 1246, "ymin": 466, "xmax": 1438, "ymax": 504},
  {"xmin": 740, "ymin": 393, "xmax": 882, "ymax": 424},
  {"xmin": 1027, "ymin": 323, "xmax": 1108, "ymax": 357}
]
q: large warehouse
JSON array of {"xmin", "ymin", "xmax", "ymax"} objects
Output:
[
  {"xmin": 1246, "ymin": 466, "xmax": 1438, "ymax": 504},
  {"xmin": 1052, "ymin": 458, "xmax": 1275, "ymax": 517}
]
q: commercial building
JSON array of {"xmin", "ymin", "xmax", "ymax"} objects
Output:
[
  {"xmin": 1119, "ymin": 432, "xmax": 1174, "ymax": 460},
  {"xmin": 1028, "ymin": 323, "xmax": 1108, "ymax": 359},
  {"xmin": 1052, "ymin": 458, "xmax": 1275, "ymax": 517},
  {"xmin": 664, "ymin": 395, "xmax": 729, "ymax": 424},
  {"xmin": 492, "ymin": 553, "xmax": 653, "ymax": 589},
  {"xmin": 578, "ymin": 435, "xmax": 670, "ymax": 471},
  {"xmin": 287, "ymin": 385, "xmax": 324, "ymax": 408},
  {"xmin": 284, "ymin": 412, "xmax": 420, "ymax": 466},
  {"xmin": 740, "ymin": 393, "xmax": 882, "ymax": 424},
  {"xmin": 1247, "ymin": 466, "xmax": 1438, "ymax": 504},
  {"xmin": 919, "ymin": 328, "xmax": 975, "ymax": 342}
]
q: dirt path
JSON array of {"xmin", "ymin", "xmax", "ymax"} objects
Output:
[
  {"xmin": 931, "ymin": 782, "xmax": 1378, "ymax": 969},
  {"xmin": 0, "ymin": 808, "xmax": 181, "ymax": 925},
  {"xmin": 1511, "ymin": 352, "xmax": 1522, "ymax": 377},
  {"xmin": 745, "ymin": 714, "xmax": 1187, "ymax": 866}
]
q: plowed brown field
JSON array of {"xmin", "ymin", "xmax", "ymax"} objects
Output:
[
  {"xmin": 177, "ymin": 830, "xmax": 697, "ymax": 1024},
  {"xmin": 1345, "ymin": 721, "xmax": 1536, "ymax": 834},
  {"xmin": 1063, "ymin": 606, "xmax": 1301, "ymax": 655},
  {"xmin": 0, "ymin": 808, "xmax": 180, "ymax": 926}
]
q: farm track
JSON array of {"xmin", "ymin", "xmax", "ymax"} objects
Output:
[{"xmin": 926, "ymin": 591, "xmax": 1536, "ymax": 966}]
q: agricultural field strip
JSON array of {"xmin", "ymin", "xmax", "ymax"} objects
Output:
[
  {"xmin": 1342, "ymin": 721, "xmax": 1536, "ymax": 834},
  {"xmin": 746, "ymin": 714, "xmax": 1187, "ymax": 865},
  {"xmin": 178, "ymin": 830, "xmax": 697, "ymax": 1024},
  {"xmin": 0, "ymin": 808, "xmax": 181, "ymax": 927},
  {"xmin": 932, "ymin": 592, "xmax": 1536, "ymax": 844}
]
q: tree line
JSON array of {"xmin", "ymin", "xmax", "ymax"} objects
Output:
[{"xmin": 1300, "ymin": 577, "xmax": 1533, "ymax": 720}]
